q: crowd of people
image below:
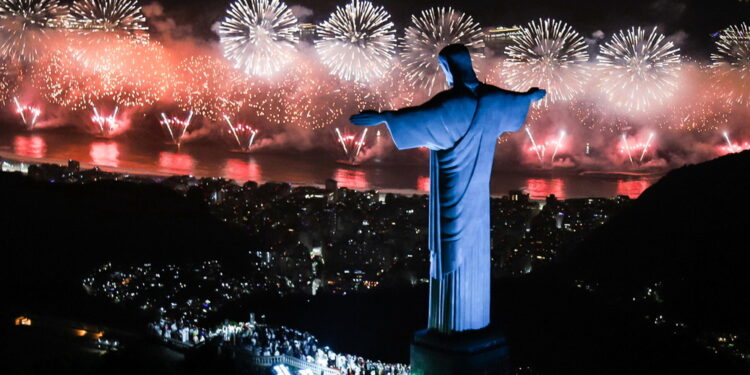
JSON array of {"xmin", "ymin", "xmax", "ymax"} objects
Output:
[
  {"xmin": 149, "ymin": 319, "xmax": 209, "ymax": 347},
  {"xmin": 150, "ymin": 317, "xmax": 409, "ymax": 374}
]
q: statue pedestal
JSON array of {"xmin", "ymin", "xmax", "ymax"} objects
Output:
[{"xmin": 410, "ymin": 328, "xmax": 511, "ymax": 375}]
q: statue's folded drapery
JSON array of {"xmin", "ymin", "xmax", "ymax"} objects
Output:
[
  {"xmin": 350, "ymin": 44, "xmax": 545, "ymax": 333},
  {"xmin": 384, "ymin": 77, "xmax": 540, "ymax": 333}
]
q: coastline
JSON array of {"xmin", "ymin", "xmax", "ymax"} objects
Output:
[
  {"xmin": 0, "ymin": 150, "xmax": 432, "ymax": 195},
  {"xmin": 0, "ymin": 149, "xmax": 662, "ymax": 200}
]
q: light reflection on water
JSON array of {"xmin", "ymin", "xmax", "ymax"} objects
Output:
[
  {"xmin": 526, "ymin": 178, "xmax": 565, "ymax": 200},
  {"xmin": 0, "ymin": 131, "xmax": 657, "ymax": 199},
  {"xmin": 158, "ymin": 152, "xmax": 195, "ymax": 175},
  {"xmin": 334, "ymin": 168, "xmax": 369, "ymax": 190},
  {"xmin": 13, "ymin": 135, "xmax": 46, "ymax": 159},
  {"xmin": 616, "ymin": 179, "xmax": 653, "ymax": 198},
  {"xmin": 416, "ymin": 176, "xmax": 430, "ymax": 192},
  {"xmin": 412, "ymin": 176, "xmax": 649, "ymax": 199},
  {"xmin": 224, "ymin": 158, "xmax": 262, "ymax": 182},
  {"xmin": 90, "ymin": 142, "xmax": 119, "ymax": 167}
]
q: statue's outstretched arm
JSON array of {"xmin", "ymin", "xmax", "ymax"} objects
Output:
[
  {"xmin": 526, "ymin": 87, "xmax": 547, "ymax": 102},
  {"xmin": 490, "ymin": 87, "xmax": 547, "ymax": 138},
  {"xmin": 349, "ymin": 110, "xmax": 388, "ymax": 127},
  {"xmin": 349, "ymin": 96, "xmax": 449, "ymax": 150},
  {"xmin": 349, "ymin": 93, "xmax": 445, "ymax": 127}
]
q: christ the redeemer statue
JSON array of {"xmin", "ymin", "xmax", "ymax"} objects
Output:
[{"xmin": 351, "ymin": 44, "xmax": 545, "ymax": 337}]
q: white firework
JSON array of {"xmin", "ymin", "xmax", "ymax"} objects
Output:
[
  {"xmin": 504, "ymin": 18, "xmax": 590, "ymax": 106},
  {"xmin": 219, "ymin": 0, "xmax": 299, "ymax": 77},
  {"xmin": 0, "ymin": 0, "xmax": 67, "ymax": 63},
  {"xmin": 597, "ymin": 27, "xmax": 682, "ymax": 112},
  {"xmin": 710, "ymin": 22, "xmax": 750, "ymax": 106},
  {"xmin": 315, "ymin": 0, "xmax": 396, "ymax": 83},
  {"xmin": 69, "ymin": 0, "xmax": 147, "ymax": 33},
  {"xmin": 401, "ymin": 7, "xmax": 484, "ymax": 96}
]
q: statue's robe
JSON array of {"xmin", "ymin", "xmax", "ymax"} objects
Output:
[{"xmin": 384, "ymin": 84, "xmax": 538, "ymax": 332}]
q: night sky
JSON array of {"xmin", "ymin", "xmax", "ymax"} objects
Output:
[{"xmin": 154, "ymin": 0, "xmax": 748, "ymax": 59}]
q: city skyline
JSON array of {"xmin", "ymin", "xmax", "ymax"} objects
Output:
[{"xmin": 1, "ymin": 0, "xmax": 749, "ymax": 374}]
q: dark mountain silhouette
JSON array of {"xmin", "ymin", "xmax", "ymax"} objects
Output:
[
  {"xmin": 494, "ymin": 150, "xmax": 750, "ymax": 374},
  {"xmin": 566, "ymin": 149, "xmax": 750, "ymax": 331}
]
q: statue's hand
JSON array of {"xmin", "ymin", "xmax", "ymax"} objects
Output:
[
  {"xmin": 350, "ymin": 110, "xmax": 386, "ymax": 127},
  {"xmin": 527, "ymin": 87, "xmax": 547, "ymax": 101}
]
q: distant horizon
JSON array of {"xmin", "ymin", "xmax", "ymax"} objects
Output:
[{"xmin": 0, "ymin": 136, "xmax": 660, "ymax": 199}]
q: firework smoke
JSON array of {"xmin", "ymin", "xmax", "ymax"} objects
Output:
[{"xmin": 0, "ymin": 6, "xmax": 746, "ymax": 175}]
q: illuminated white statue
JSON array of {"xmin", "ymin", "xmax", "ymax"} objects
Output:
[{"xmin": 351, "ymin": 44, "xmax": 545, "ymax": 333}]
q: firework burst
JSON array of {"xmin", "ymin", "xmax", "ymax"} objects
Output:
[
  {"xmin": 721, "ymin": 130, "xmax": 750, "ymax": 154},
  {"xmin": 223, "ymin": 115, "xmax": 258, "ymax": 152},
  {"xmin": 570, "ymin": 99, "xmax": 636, "ymax": 134},
  {"xmin": 0, "ymin": 0, "xmax": 67, "ymax": 63},
  {"xmin": 173, "ymin": 55, "xmax": 246, "ymax": 121},
  {"xmin": 0, "ymin": 61, "xmax": 16, "ymax": 103},
  {"xmin": 335, "ymin": 127, "xmax": 367, "ymax": 162},
  {"xmin": 619, "ymin": 132, "xmax": 656, "ymax": 165},
  {"xmin": 503, "ymin": 18, "xmax": 589, "ymax": 106},
  {"xmin": 239, "ymin": 77, "xmax": 287, "ymax": 126},
  {"xmin": 80, "ymin": 35, "xmax": 173, "ymax": 107},
  {"xmin": 69, "ymin": 0, "xmax": 147, "ymax": 33},
  {"xmin": 219, "ymin": 0, "xmax": 299, "ymax": 77},
  {"xmin": 279, "ymin": 59, "xmax": 346, "ymax": 129},
  {"xmin": 525, "ymin": 126, "xmax": 543, "ymax": 162},
  {"xmin": 524, "ymin": 129, "xmax": 569, "ymax": 165},
  {"xmin": 710, "ymin": 23, "xmax": 750, "ymax": 106},
  {"xmin": 160, "ymin": 111, "xmax": 192, "ymax": 147},
  {"xmin": 91, "ymin": 105, "xmax": 121, "ymax": 137},
  {"xmin": 401, "ymin": 7, "xmax": 484, "ymax": 95},
  {"xmin": 229, "ymin": 57, "xmax": 299, "ymax": 127},
  {"xmin": 33, "ymin": 34, "xmax": 173, "ymax": 109},
  {"xmin": 34, "ymin": 49, "xmax": 102, "ymax": 110},
  {"xmin": 597, "ymin": 27, "xmax": 682, "ymax": 112},
  {"xmin": 315, "ymin": 0, "xmax": 396, "ymax": 83},
  {"xmin": 347, "ymin": 62, "xmax": 415, "ymax": 112},
  {"xmin": 13, "ymin": 96, "xmax": 41, "ymax": 129},
  {"xmin": 655, "ymin": 65, "xmax": 732, "ymax": 134},
  {"xmin": 109, "ymin": 38, "xmax": 174, "ymax": 107}
]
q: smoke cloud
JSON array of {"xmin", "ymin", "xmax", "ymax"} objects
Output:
[
  {"xmin": 290, "ymin": 5, "xmax": 314, "ymax": 22},
  {"xmin": 2, "ymin": 4, "xmax": 748, "ymax": 175}
]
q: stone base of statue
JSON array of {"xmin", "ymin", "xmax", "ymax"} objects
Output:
[{"xmin": 410, "ymin": 327, "xmax": 511, "ymax": 375}]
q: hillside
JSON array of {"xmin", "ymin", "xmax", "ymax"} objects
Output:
[{"xmin": 496, "ymin": 150, "xmax": 750, "ymax": 374}]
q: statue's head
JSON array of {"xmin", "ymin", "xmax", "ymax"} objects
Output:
[{"xmin": 438, "ymin": 44, "xmax": 479, "ymax": 88}]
